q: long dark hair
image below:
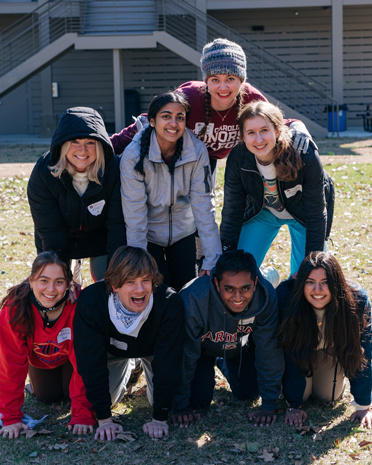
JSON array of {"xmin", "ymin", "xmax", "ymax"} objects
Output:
[
  {"xmin": 198, "ymin": 85, "xmax": 245, "ymax": 140},
  {"xmin": 0, "ymin": 252, "xmax": 72, "ymax": 339},
  {"xmin": 279, "ymin": 251, "xmax": 367, "ymax": 379},
  {"xmin": 238, "ymin": 100, "xmax": 302, "ymax": 182},
  {"xmin": 135, "ymin": 92, "xmax": 189, "ymax": 175}
]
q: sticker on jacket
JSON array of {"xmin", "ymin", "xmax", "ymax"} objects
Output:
[
  {"xmin": 57, "ymin": 327, "xmax": 72, "ymax": 343},
  {"xmin": 88, "ymin": 199, "xmax": 105, "ymax": 216},
  {"xmin": 284, "ymin": 185, "xmax": 302, "ymax": 198},
  {"xmin": 110, "ymin": 338, "xmax": 128, "ymax": 351}
]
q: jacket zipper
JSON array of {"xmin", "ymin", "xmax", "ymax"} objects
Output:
[
  {"xmin": 168, "ymin": 172, "xmax": 174, "ymax": 247},
  {"xmin": 241, "ymin": 167, "xmax": 304, "ymax": 226},
  {"xmin": 240, "ymin": 168, "xmax": 264, "ymax": 220}
]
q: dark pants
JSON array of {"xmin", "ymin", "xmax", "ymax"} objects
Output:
[
  {"xmin": 190, "ymin": 344, "xmax": 259, "ymax": 409},
  {"xmin": 147, "ymin": 233, "xmax": 197, "ymax": 291},
  {"xmin": 28, "ymin": 361, "xmax": 73, "ymax": 403}
]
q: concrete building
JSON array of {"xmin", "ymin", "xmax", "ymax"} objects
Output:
[{"xmin": 1, "ymin": 0, "xmax": 371, "ymax": 138}]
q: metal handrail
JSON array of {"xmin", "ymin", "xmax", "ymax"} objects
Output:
[{"xmin": 0, "ymin": 0, "xmax": 338, "ymax": 130}]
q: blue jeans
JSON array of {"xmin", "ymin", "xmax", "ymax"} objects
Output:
[
  {"xmin": 189, "ymin": 344, "xmax": 259, "ymax": 409},
  {"xmin": 238, "ymin": 208, "xmax": 306, "ymax": 275}
]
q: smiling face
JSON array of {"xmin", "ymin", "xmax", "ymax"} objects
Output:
[
  {"xmin": 304, "ymin": 268, "xmax": 332, "ymax": 311},
  {"xmin": 113, "ymin": 275, "xmax": 153, "ymax": 313},
  {"xmin": 30, "ymin": 264, "xmax": 68, "ymax": 308},
  {"xmin": 243, "ymin": 115, "xmax": 279, "ymax": 165},
  {"xmin": 150, "ymin": 102, "xmax": 186, "ymax": 151},
  {"xmin": 65, "ymin": 138, "xmax": 97, "ymax": 172},
  {"xmin": 214, "ymin": 270, "xmax": 257, "ymax": 313},
  {"xmin": 206, "ymin": 74, "xmax": 242, "ymax": 111}
]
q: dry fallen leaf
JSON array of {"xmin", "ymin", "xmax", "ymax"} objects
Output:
[
  {"xmin": 196, "ymin": 432, "xmax": 212, "ymax": 447},
  {"xmin": 358, "ymin": 440, "xmax": 372, "ymax": 448},
  {"xmin": 21, "ymin": 430, "xmax": 38, "ymax": 439},
  {"xmin": 116, "ymin": 433, "xmax": 136, "ymax": 442},
  {"xmin": 258, "ymin": 449, "xmax": 275, "ymax": 462}
]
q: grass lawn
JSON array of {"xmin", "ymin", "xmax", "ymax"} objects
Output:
[{"xmin": 0, "ymin": 140, "xmax": 372, "ymax": 464}]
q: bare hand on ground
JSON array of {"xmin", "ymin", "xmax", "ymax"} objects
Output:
[
  {"xmin": 143, "ymin": 419, "xmax": 168, "ymax": 438},
  {"xmin": 248, "ymin": 409, "xmax": 277, "ymax": 427}
]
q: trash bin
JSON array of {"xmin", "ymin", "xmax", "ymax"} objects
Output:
[{"xmin": 326, "ymin": 104, "xmax": 348, "ymax": 132}]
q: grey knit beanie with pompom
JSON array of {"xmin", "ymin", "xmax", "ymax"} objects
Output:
[{"xmin": 200, "ymin": 38, "xmax": 247, "ymax": 82}]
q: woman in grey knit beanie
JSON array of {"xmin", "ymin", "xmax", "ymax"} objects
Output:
[{"xmin": 111, "ymin": 38, "xmax": 312, "ymax": 179}]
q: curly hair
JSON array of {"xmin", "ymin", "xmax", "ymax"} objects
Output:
[
  {"xmin": 135, "ymin": 92, "xmax": 189, "ymax": 176},
  {"xmin": 238, "ymin": 100, "xmax": 302, "ymax": 182},
  {"xmin": 0, "ymin": 252, "xmax": 72, "ymax": 339},
  {"xmin": 279, "ymin": 251, "xmax": 367, "ymax": 379}
]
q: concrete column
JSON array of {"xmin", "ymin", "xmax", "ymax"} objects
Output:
[
  {"xmin": 195, "ymin": 0, "xmax": 207, "ymax": 80},
  {"xmin": 113, "ymin": 49, "xmax": 125, "ymax": 132},
  {"xmin": 38, "ymin": 0, "xmax": 56, "ymax": 136},
  {"xmin": 331, "ymin": 0, "xmax": 344, "ymax": 103}
]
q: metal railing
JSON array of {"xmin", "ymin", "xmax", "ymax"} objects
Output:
[
  {"xmin": 0, "ymin": 0, "xmax": 81, "ymax": 76},
  {"xmin": 159, "ymin": 0, "xmax": 335, "ymax": 129},
  {"xmin": 0, "ymin": 0, "xmax": 338, "ymax": 130}
]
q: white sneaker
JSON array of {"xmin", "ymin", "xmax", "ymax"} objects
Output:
[{"xmin": 260, "ymin": 266, "xmax": 280, "ymax": 288}]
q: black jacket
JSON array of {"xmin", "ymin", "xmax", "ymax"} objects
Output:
[
  {"xmin": 27, "ymin": 107, "xmax": 126, "ymax": 261},
  {"xmin": 73, "ymin": 281, "xmax": 185, "ymax": 421},
  {"xmin": 220, "ymin": 142, "xmax": 334, "ymax": 255}
]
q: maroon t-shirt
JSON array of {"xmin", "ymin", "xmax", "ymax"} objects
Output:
[
  {"xmin": 111, "ymin": 81, "xmax": 295, "ymax": 160},
  {"xmin": 176, "ymin": 81, "xmax": 267, "ymax": 160}
]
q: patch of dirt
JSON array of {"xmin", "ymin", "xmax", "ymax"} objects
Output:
[
  {"xmin": 315, "ymin": 137, "xmax": 372, "ymax": 164},
  {"xmin": 0, "ymin": 144, "xmax": 48, "ymax": 177},
  {"xmin": 0, "ymin": 138, "xmax": 372, "ymax": 178}
]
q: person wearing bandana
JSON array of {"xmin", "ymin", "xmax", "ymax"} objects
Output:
[
  {"xmin": 0, "ymin": 252, "xmax": 96, "ymax": 440},
  {"xmin": 73, "ymin": 246, "xmax": 184, "ymax": 440}
]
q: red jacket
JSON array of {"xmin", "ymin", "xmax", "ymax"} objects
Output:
[{"xmin": 0, "ymin": 299, "xmax": 95, "ymax": 427}]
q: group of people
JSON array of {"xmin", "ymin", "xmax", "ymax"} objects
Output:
[{"xmin": 0, "ymin": 38, "xmax": 371, "ymax": 441}]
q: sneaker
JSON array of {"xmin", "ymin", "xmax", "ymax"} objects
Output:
[{"xmin": 260, "ymin": 266, "xmax": 280, "ymax": 288}]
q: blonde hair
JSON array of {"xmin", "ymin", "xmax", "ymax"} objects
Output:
[
  {"xmin": 238, "ymin": 101, "xmax": 302, "ymax": 182},
  {"xmin": 49, "ymin": 139, "xmax": 105, "ymax": 184}
]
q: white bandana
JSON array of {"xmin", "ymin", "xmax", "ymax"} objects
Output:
[{"xmin": 108, "ymin": 292, "xmax": 153, "ymax": 338}]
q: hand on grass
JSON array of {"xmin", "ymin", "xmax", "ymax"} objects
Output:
[
  {"xmin": 68, "ymin": 423, "xmax": 94, "ymax": 435},
  {"xmin": 143, "ymin": 419, "xmax": 168, "ymax": 438},
  {"xmin": 0, "ymin": 422, "xmax": 29, "ymax": 439},
  {"xmin": 248, "ymin": 409, "xmax": 277, "ymax": 427},
  {"xmin": 172, "ymin": 412, "xmax": 201, "ymax": 428},
  {"xmin": 94, "ymin": 418, "xmax": 123, "ymax": 440},
  {"xmin": 285, "ymin": 408, "xmax": 308, "ymax": 427},
  {"xmin": 350, "ymin": 409, "xmax": 372, "ymax": 428}
]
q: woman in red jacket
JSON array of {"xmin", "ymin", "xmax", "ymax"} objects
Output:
[{"xmin": 0, "ymin": 252, "xmax": 95, "ymax": 439}]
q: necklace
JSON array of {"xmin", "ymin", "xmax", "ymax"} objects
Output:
[
  {"xmin": 256, "ymin": 158, "xmax": 272, "ymax": 166},
  {"xmin": 213, "ymin": 105, "xmax": 234, "ymax": 122}
]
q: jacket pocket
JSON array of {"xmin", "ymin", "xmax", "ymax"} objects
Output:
[{"xmin": 243, "ymin": 195, "xmax": 261, "ymax": 221}]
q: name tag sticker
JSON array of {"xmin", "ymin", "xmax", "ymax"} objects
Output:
[
  {"xmin": 57, "ymin": 328, "xmax": 71, "ymax": 343},
  {"xmin": 88, "ymin": 199, "xmax": 105, "ymax": 216},
  {"xmin": 110, "ymin": 338, "xmax": 128, "ymax": 351},
  {"xmin": 284, "ymin": 185, "xmax": 302, "ymax": 198}
]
